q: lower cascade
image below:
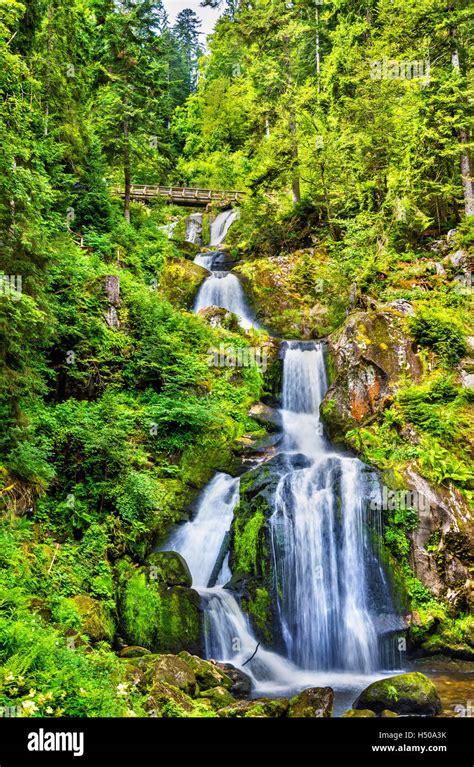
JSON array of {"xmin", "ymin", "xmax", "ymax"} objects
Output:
[{"xmin": 164, "ymin": 340, "xmax": 401, "ymax": 696}]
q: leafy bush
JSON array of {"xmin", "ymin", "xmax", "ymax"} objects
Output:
[{"xmin": 408, "ymin": 309, "xmax": 467, "ymax": 365}]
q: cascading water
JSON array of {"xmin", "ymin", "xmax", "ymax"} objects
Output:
[
  {"xmin": 192, "ymin": 208, "xmax": 260, "ymax": 330},
  {"xmin": 160, "ymin": 220, "xmax": 178, "ymax": 239},
  {"xmin": 193, "ymin": 270, "xmax": 256, "ymax": 330},
  {"xmin": 210, "ymin": 208, "xmax": 240, "ymax": 247},
  {"xmin": 162, "ymin": 342, "xmax": 400, "ymax": 709},
  {"xmin": 163, "ymin": 200, "xmax": 401, "ymax": 708},
  {"xmin": 164, "ymin": 473, "xmax": 299, "ymax": 688},
  {"xmin": 269, "ymin": 343, "xmax": 395, "ymax": 673},
  {"xmin": 186, "ymin": 212, "xmax": 203, "ymax": 245}
]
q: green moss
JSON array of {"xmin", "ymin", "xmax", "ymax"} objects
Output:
[
  {"xmin": 201, "ymin": 213, "xmax": 210, "ymax": 245},
  {"xmin": 421, "ymin": 614, "xmax": 474, "ymax": 659},
  {"xmin": 325, "ymin": 351, "xmax": 337, "ymax": 387},
  {"xmin": 53, "ymin": 595, "xmax": 115, "ymax": 644},
  {"xmin": 408, "ymin": 308, "xmax": 468, "ymax": 366},
  {"xmin": 245, "ymin": 588, "xmax": 272, "ymax": 642},
  {"xmin": 199, "ymin": 686, "xmax": 235, "ymax": 708},
  {"xmin": 354, "ymin": 672, "xmax": 441, "ymax": 715},
  {"xmin": 119, "ymin": 571, "xmax": 201, "ymax": 654},
  {"xmin": 233, "ymin": 508, "xmax": 265, "ymax": 575},
  {"xmin": 159, "ymin": 257, "xmax": 208, "ymax": 309}
]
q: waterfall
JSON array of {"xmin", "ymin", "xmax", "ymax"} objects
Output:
[
  {"xmin": 193, "ymin": 270, "xmax": 257, "ymax": 329},
  {"xmin": 160, "ymin": 220, "xmax": 178, "ymax": 239},
  {"xmin": 186, "ymin": 212, "xmax": 203, "ymax": 245},
  {"xmin": 162, "ymin": 342, "xmax": 400, "ymax": 702},
  {"xmin": 166, "ymin": 473, "xmax": 239, "ymax": 589},
  {"xmin": 194, "ymin": 252, "xmax": 218, "ymax": 270},
  {"xmin": 192, "ymin": 208, "xmax": 258, "ymax": 329},
  {"xmin": 270, "ymin": 342, "xmax": 396, "ymax": 673},
  {"xmin": 210, "ymin": 208, "xmax": 240, "ymax": 247},
  {"xmin": 164, "ymin": 473, "xmax": 301, "ymax": 688}
]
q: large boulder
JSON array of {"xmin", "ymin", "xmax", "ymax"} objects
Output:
[
  {"xmin": 159, "ymin": 258, "xmax": 208, "ymax": 309},
  {"xmin": 288, "ymin": 687, "xmax": 334, "ymax": 718},
  {"xmin": 147, "ymin": 551, "xmax": 192, "ymax": 588},
  {"xmin": 196, "ymin": 306, "xmax": 241, "ymax": 332},
  {"xmin": 353, "ymin": 672, "xmax": 442, "ymax": 716},
  {"xmin": 228, "ymin": 455, "xmax": 294, "ymax": 646},
  {"xmin": 213, "ymin": 662, "xmax": 252, "ymax": 698},
  {"xmin": 321, "ymin": 307, "xmax": 422, "ymax": 442},
  {"xmin": 199, "ymin": 686, "xmax": 235, "ymax": 709},
  {"xmin": 178, "ymin": 652, "xmax": 233, "ymax": 691},
  {"xmin": 147, "ymin": 654, "xmax": 197, "ymax": 696},
  {"xmin": 118, "ymin": 560, "xmax": 202, "ymax": 655},
  {"xmin": 248, "ymin": 403, "xmax": 282, "ymax": 431},
  {"xmin": 399, "ymin": 466, "xmax": 474, "ymax": 618}
]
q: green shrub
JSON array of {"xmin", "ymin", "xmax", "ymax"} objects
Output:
[{"xmin": 408, "ymin": 309, "xmax": 467, "ymax": 365}]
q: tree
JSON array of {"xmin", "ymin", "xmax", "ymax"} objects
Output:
[
  {"xmin": 173, "ymin": 9, "xmax": 203, "ymax": 94},
  {"xmin": 95, "ymin": 0, "xmax": 171, "ymax": 221}
]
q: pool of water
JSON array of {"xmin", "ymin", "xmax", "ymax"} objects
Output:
[{"xmin": 251, "ymin": 656, "xmax": 474, "ymax": 717}]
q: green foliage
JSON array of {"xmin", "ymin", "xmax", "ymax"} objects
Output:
[{"xmin": 408, "ymin": 308, "xmax": 468, "ymax": 366}]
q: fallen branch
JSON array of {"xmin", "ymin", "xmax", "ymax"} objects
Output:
[{"xmin": 242, "ymin": 642, "xmax": 260, "ymax": 666}]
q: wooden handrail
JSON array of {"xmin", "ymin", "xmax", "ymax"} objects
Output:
[{"xmin": 114, "ymin": 184, "xmax": 246, "ymax": 197}]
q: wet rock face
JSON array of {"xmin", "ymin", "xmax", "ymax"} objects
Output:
[
  {"xmin": 321, "ymin": 307, "xmax": 422, "ymax": 441},
  {"xmin": 211, "ymin": 662, "xmax": 252, "ymax": 698},
  {"xmin": 400, "ymin": 467, "xmax": 474, "ymax": 613}
]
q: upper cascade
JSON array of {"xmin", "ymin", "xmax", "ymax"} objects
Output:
[{"xmin": 209, "ymin": 208, "xmax": 240, "ymax": 247}]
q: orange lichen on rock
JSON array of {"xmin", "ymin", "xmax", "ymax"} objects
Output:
[
  {"xmin": 349, "ymin": 387, "xmax": 370, "ymax": 421},
  {"xmin": 366, "ymin": 373, "xmax": 380, "ymax": 410}
]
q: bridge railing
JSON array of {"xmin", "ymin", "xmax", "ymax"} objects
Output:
[{"xmin": 111, "ymin": 185, "xmax": 246, "ymax": 201}]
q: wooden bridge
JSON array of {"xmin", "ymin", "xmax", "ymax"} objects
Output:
[{"xmin": 112, "ymin": 185, "xmax": 246, "ymax": 207}]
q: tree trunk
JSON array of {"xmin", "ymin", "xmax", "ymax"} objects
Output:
[
  {"xmin": 451, "ymin": 33, "xmax": 474, "ymax": 216},
  {"xmin": 123, "ymin": 118, "xmax": 131, "ymax": 223},
  {"xmin": 315, "ymin": 6, "xmax": 321, "ymax": 93},
  {"xmin": 289, "ymin": 110, "xmax": 301, "ymax": 204},
  {"xmin": 283, "ymin": 34, "xmax": 300, "ymax": 205},
  {"xmin": 44, "ymin": 3, "xmax": 52, "ymax": 136}
]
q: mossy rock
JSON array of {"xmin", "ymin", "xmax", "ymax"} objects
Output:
[
  {"xmin": 147, "ymin": 681, "xmax": 196, "ymax": 716},
  {"xmin": 288, "ymin": 687, "xmax": 334, "ymax": 718},
  {"xmin": 119, "ymin": 570, "xmax": 202, "ymax": 655},
  {"xmin": 196, "ymin": 306, "xmax": 241, "ymax": 332},
  {"xmin": 341, "ymin": 709, "xmax": 376, "ymax": 718},
  {"xmin": 381, "ymin": 709, "xmax": 399, "ymax": 717},
  {"xmin": 199, "ymin": 686, "xmax": 235, "ymax": 709},
  {"xmin": 354, "ymin": 672, "xmax": 442, "ymax": 716},
  {"xmin": 217, "ymin": 697, "xmax": 289, "ymax": 718},
  {"xmin": 118, "ymin": 646, "xmax": 152, "ymax": 658},
  {"xmin": 64, "ymin": 595, "xmax": 115, "ymax": 643},
  {"xmin": 146, "ymin": 551, "xmax": 192, "ymax": 588},
  {"xmin": 159, "ymin": 257, "xmax": 208, "ymax": 309},
  {"xmin": 178, "ymin": 652, "xmax": 233, "ymax": 691},
  {"xmin": 213, "ymin": 662, "xmax": 252, "ymax": 698},
  {"xmin": 321, "ymin": 308, "xmax": 423, "ymax": 441},
  {"xmin": 146, "ymin": 654, "xmax": 197, "ymax": 696},
  {"xmin": 420, "ymin": 615, "xmax": 474, "ymax": 661}
]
